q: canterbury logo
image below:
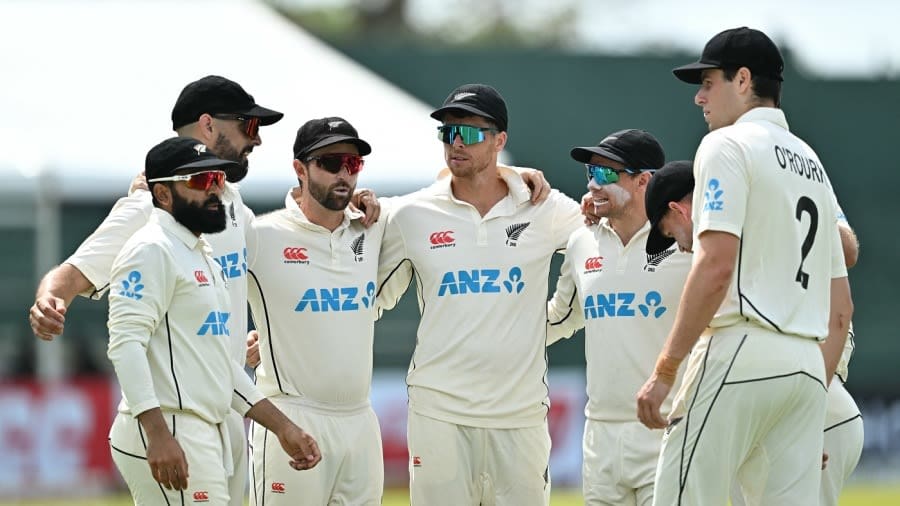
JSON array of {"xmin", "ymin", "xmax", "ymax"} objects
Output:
[
  {"xmin": 350, "ymin": 233, "xmax": 365, "ymax": 256},
  {"xmin": 283, "ymin": 247, "xmax": 309, "ymax": 261},
  {"xmin": 193, "ymin": 144, "xmax": 207, "ymax": 155},
  {"xmin": 505, "ymin": 222, "xmax": 530, "ymax": 245},
  {"xmin": 271, "ymin": 482, "xmax": 286, "ymax": 494},
  {"xmin": 584, "ymin": 257, "xmax": 603, "ymax": 271},
  {"xmin": 192, "ymin": 490, "xmax": 209, "ymax": 502},
  {"xmin": 194, "ymin": 270, "xmax": 209, "ymax": 284},
  {"xmin": 644, "ymin": 248, "xmax": 676, "ymax": 272},
  {"xmin": 429, "ymin": 231, "xmax": 455, "ymax": 245}
]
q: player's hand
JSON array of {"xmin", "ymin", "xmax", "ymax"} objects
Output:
[
  {"xmin": 276, "ymin": 423, "xmax": 322, "ymax": 471},
  {"xmin": 246, "ymin": 330, "xmax": 260, "ymax": 368},
  {"xmin": 350, "ymin": 189, "xmax": 380, "ymax": 227},
  {"xmin": 581, "ymin": 192, "xmax": 601, "ymax": 225},
  {"xmin": 146, "ymin": 432, "xmax": 190, "ymax": 491},
  {"xmin": 636, "ymin": 374, "xmax": 672, "ymax": 429},
  {"xmin": 521, "ymin": 169, "xmax": 551, "ymax": 204},
  {"xmin": 29, "ymin": 295, "xmax": 67, "ymax": 340},
  {"xmin": 129, "ymin": 171, "xmax": 148, "ymax": 195}
]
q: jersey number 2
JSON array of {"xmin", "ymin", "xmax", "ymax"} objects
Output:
[{"xmin": 795, "ymin": 196, "xmax": 818, "ymax": 289}]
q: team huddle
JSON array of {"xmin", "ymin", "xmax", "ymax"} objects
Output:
[{"xmin": 28, "ymin": 27, "xmax": 860, "ymax": 506}]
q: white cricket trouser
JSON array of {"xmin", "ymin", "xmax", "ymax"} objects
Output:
[
  {"xmin": 224, "ymin": 409, "xmax": 248, "ymax": 506},
  {"xmin": 249, "ymin": 397, "xmax": 383, "ymax": 505},
  {"xmin": 653, "ymin": 324, "xmax": 826, "ymax": 506},
  {"xmin": 109, "ymin": 411, "xmax": 231, "ymax": 505},
  {"xmin": 730, "ymin": 369, "xmax": 864, "ymax": 506},
  {"xmin": 583, "ymin": 419, "xmax": 661, "ymax": 506},
  {"xmin": 407, "ymin": 410, "xmax": 551, "ymax": 506}
]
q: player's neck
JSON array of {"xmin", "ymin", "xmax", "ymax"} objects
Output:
[
  {"xmin": 607, "ymin": 208, "xmax": 648, "ymax": 247},
  {"xmin": 299, "ymin": 197, "xmax": 344, "ymax": 232},
  {"xmin": 450, "ymin": 167, "xmax": 508, "ymax": 217}
]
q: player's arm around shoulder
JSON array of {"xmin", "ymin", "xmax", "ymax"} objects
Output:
[
  {"xmin": 30, "ymin": 191, "xmax": 154, "ymax": 339},
  {"xmin": 374, "ymin": 196, "xmax": 414, "ymax": 317},
  {"xmin": 547, "ymin": 230, "xmax": 585, "ymax": 345},
  {"xmin": 550, "ymin": 190, "xmax": 589, "ymax": 250},
  {"xmin": 68, "ymin": 190, "xmax": 155, "ymax": 299}
]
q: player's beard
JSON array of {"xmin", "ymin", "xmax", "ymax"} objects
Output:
[
  {"xmin": 211, "ymin": 133, "xmax": 251, "ymax": 183},
  {"xmin": 171, "ymin": 191, "xmax": 227, "ymax": 234},
  {"xmin": 307, "ymin": 176, "xmax": 354, "ymax": 211}
]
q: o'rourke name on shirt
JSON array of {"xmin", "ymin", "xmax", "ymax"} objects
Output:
[{"xmin": 774, "ymin": 145, "xmax": 826, "ymax": 184}]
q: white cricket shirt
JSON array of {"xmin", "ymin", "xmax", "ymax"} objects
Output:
[
  {"xmin": 377, "ymin": 167, "xmax": 583, "ymax": 428},
  {"xmin": 66, "ymin": 183, "xmax": 253, "ymax": 365},
  {"xmin": 693, "ymin": 108, "xmax": 847, "ymax": 340},
  {"xmin": 107, "ymin": 209, "xmax": 264, "ymax": 423},
  {"xmin": 547, "ymin": 221, "xmax": 692, "ymax": 422},
  {"xmin": 245, "ymin": 192, "xmax": 388, "ymax": 412}
]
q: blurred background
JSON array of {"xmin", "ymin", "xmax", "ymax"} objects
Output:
[{"xmin": 2, "ymin": 0, "xmax": 899, "ymax": 502}]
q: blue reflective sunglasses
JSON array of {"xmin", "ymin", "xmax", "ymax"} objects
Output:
[{"xmin": 585, "ymin": 164, "xmax": 640, "ymax": 185}]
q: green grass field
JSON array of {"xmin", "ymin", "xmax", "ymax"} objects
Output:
[{"xmin": 3, "ymin": 485, "xmax": 900, "ymax": 505}]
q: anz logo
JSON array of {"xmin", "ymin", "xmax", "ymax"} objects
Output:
[
  {"xmin": 437, "ymin": 267, "xmax": 525, "ymax": 296},
  {"xmin": 215, "ymin": 249, "xmax": 247, "ymax": 279},
  {"xmin": 703, "ymin": 179, "xmax": 724, "ymax": 212},
  {"xmin": 119, "ymin": 270, "xmax": 144, "ymax": 300},
  {"xmin": 295, "ymin": 281, "xmax": 377, "ymax": 312},
  {"xmin": 198, "ymin": 312, "xmax": 230, "ymax": 336},
  {"xmin": 583, "ymin": 291, "xmax": 668, "ymax": 319}
]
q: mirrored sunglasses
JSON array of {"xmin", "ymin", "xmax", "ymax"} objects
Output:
[
  {"xmin": 148, "ymin": 170, "xmax": 227, "ymax": 191},
  {"xmin": 585, "ymin": 164, "xmax": 638, "ymax": 185},
  {"xmin": 306, "ymin": 153, "xmax": 365, "ymax": 175},
  {"xmin": 213, "ymin": 114, "xmax": 260, "ymax": 140},
  {"xmin": 437, "ymin": 124, "xmax": 498, "ymax": 145}
]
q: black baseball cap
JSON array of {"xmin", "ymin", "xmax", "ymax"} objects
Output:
[
  {"xmin": 293, "ymin": 117, "xmax": 372, "ymax": 160},
  {"xmin": 171, "ymin": 75, "xmax": 284, "ymax": 129},
  {"xmin": 145, "ymin": 136, "xmax": 240, "ymax": 182},
  {"xmin": 645, "ymin": 160, "xmax": 695, "ymax": 255},
  {"xmin": 430, "ymin": 84, "xmax": 508, "ymax": 132},
  {"xmin": 571, "ymin": 129, "xmax": 665, "ymax": 171},
  {"xmin": 673, "ymin": 27, "xmax": 784, "ymax": 84}
]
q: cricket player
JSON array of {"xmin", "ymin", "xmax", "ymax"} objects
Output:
[
  {"xmin": 243, "ymin": 117, "xmax": 386, "ymax": 505},
  {"xmin": 644, "ymin": 109, "xmax": 864, "ymax": 506},
  {"xmin": 107, "ymin": 136, "xmax": 320, "ymax": 505},
  {"xmin": 546, "ymin": 132, "xmax": 690, "ymax": 506},
  {"xmin": 636, "ymin": 27, "xmax": 854, "ymax": 505},
  {"xmin": 28, "ymin": 75, "xmax": 283, "ymax": 506},
  {"xmin": 377, "ymin": 83, "xmax": 584, "ymax": 506}
]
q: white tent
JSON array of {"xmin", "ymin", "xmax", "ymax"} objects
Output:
[{"xmin": 0, "ymin": 0, "xmax": 447, "ymax": 202}]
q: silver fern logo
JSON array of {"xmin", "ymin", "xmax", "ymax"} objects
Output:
[
  {"xmin": 350, "ymin": 233, "xmax": 365, "ymax": 262},
  {"xmin": 644, "ymin": 247, "xmax": 676, "ymax": 272},
  {"xmin": 505, "ymin": 222, "xmax": 530, "ymax": 246}
]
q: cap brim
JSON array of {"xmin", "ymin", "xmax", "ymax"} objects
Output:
[
  {"xmin": 672, "ymin": 61, "xmax": 721, "ymax": 84},
  {"xmin": 646, "ymin": 219, "xmax": 676, "ymax": 256},
  {"xmin": 297, "ymin": 135, "xmax": 372, "ymax": 159},
  {"xmin": 175, "ymin": 157, "xmax": 241, "ymax": 172},
  {"xmin": 570, "ymin": 146, "xmax": 627, "ymax": 165},
  {"xmin": 240, "ymin": 104, "xmax": 284, "ymax": 125},
  {"xmin": 430, "ymin": 104, "xmax": 496, "ymax": 125}
]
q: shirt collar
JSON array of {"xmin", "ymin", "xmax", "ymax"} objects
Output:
[
  {"xmin": 433, "ymin": 166, "xmax": 532, "ymax": 206},
  {"xmin": 734, "ymin": 107, "xmax": 789, "ymax": 131},
  {"xmin": 596, "ymin": 218, "xmax": 651, "ymax": 244},
  {"xmin": 150, "ymin": 208, "xmax": 202, "ymax": 250}
]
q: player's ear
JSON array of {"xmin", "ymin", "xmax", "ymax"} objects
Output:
[
  {"xmin": 293, "ymin": 159, "xmax": 308, "ymax": 179},
  {"xmin": 197, "ymin": 114, "xmax": 215, "ymax": 138},
  {"xmin": 152, "ymin": 182, "xmax": 172, "ymax": 207},
  {"xmin": 494, "ymin": 131, "xmax": 507, "ymax": 153}
]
